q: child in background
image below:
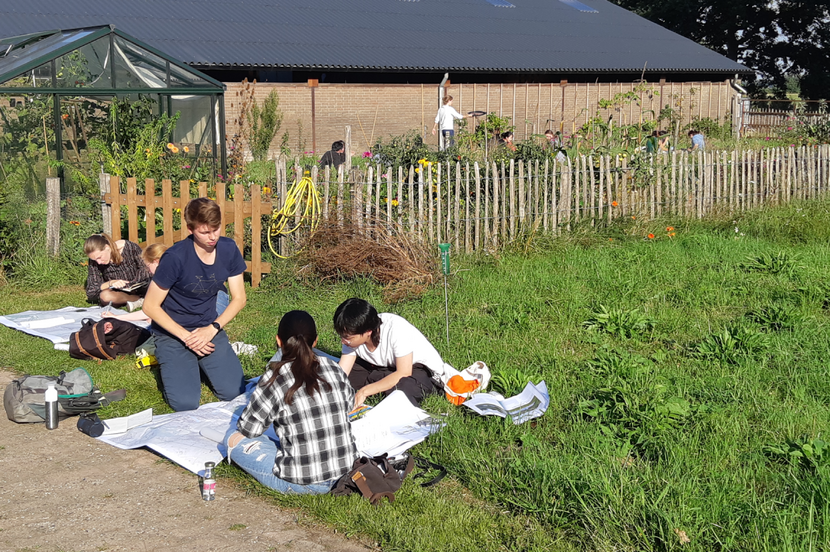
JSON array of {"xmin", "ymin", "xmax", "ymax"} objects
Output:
[{"xmin": 225, "ymin": 310, "xmax": 358, "ymax": 494}]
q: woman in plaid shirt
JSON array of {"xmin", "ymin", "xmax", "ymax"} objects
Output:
[{"xmin": 225, "ymin": 310, "xmax": 358, "ymax": 494}]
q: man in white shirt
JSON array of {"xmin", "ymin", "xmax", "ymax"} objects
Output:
[
  {"xmin": 334, "ymin": 298, "xmax": 444, "ymax": 407},
  {"xmin": 431, "ymin": 95, "xmax": 472, "ymax": 150}
]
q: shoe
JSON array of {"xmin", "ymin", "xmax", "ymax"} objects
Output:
[{"xmin": 126, "ymin": 298, "xmax": 144, "ymax": 312}]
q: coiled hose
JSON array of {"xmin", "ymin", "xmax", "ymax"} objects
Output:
[{"xmin": 267, "ymin": 176, "xmax": 322, "ymax": 258}]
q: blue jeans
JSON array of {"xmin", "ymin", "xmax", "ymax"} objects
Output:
[
  {"xmin": 441, "ymin": 129, "xmax": 455, "ymax": 149},
  {"xmin": 154, "ymin": 329, "xmax": 246, "ymax": 411},
  {"xmin": 215, "ymin": 290, "xmax": 229, "ymax": 316},
  {"xmin": 223, "ymin": 426, "xmax": 338, "ymax": 494}
]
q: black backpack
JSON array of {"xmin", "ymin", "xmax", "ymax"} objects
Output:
[{"xmin": 69, "ymin": 318, "xmax": 151, "ymax": 361}]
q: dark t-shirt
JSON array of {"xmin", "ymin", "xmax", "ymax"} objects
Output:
[
  {"xmin": 152, "ymin": 236, "xmax": 246, "ymax": 332},
  {"xmin": 319, "ymin": 149, "xmax": 345, "ymax": 169}
]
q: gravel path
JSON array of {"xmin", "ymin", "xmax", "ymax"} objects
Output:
[{"xmin": 0, "ymin": 370, "xmax": 370, "ymax": 552}]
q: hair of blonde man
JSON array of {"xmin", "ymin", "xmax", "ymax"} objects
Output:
[
  {"xmin": 83, "ymin": 233, "xmax": 123, "ymax": 265},
  {"xmin": 142, "ymin": 243, "xmax": 168, "ymax": 264}
]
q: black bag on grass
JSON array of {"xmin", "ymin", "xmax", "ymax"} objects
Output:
[
  {"xmin": 331, "ymin": 453, "xmax": 415, "ymax": 505},
  {"xmin": 69, "ymin": 318, "xmax": 150, "ymax": 361},
  {"xmin": 3, "ymin": 367, "xmax": 126, "ymax": 423}
]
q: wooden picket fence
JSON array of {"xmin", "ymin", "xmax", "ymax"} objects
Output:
[
  {"xmin": 100, "ymin": 176, "xmax": 272, "ymax": 287},
  {"xmin": 100, "ymin": 145, "xmax": 830, "ymax": 281},
  {"xmin": 277, "ymin": 144, "xmax": 830, "ymax": 254}
]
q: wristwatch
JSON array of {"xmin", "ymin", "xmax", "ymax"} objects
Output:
[{"xmin": 211, "ymin": 322, "xmax": 221, "ymax": 331}]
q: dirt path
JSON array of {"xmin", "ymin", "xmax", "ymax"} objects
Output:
[{"xmin": 0, "ymin": 371, "xmax": 371, "ymax": 552}]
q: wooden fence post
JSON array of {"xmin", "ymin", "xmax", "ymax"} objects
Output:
[
  {"xmin": 46, "ymin": 177, "xmax": 60, "ymax": 258},
  {"xmin": 99, "ymin": 172, "xmax": 112, "ymax": 236}
]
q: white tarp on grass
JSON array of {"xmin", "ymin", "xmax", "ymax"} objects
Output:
[
  {"xmin": 0, "ymin": 306, "xmax": 146, "ymax": 347},
  {"xmin": 98, "ymin": 382, "xmax": 443, "ymax": 476}
]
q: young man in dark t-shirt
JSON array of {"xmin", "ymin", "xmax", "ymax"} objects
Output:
[
  {"xmin": 319, "ymin": 140, "xmax": 346, "ymax": 170},
  {"xmin": 143, "ymin": 198, "xmax": 247, "ymax": 411}
]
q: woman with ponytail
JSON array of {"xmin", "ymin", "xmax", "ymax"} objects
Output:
[{"xmin": 224, "ymin": 310, "xmax": 358, "ymax": 494}]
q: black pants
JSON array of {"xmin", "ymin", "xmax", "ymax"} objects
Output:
[{"xmin": 348, "ymin": 358, "xmax": 441, "ymax": 406}]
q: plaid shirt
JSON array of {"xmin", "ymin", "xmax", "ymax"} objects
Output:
[
  {"xmin": 85, "ymin": 240, "xmax": 151, "ymax": 302},
  {"xmin": 237, "ymin": 356, "xmax": 358, "ymax": 485}
]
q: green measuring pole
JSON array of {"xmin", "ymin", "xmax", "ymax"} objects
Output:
[{"xmin": 439, "ymin": 243, "xmax": 451, "ymax": 344}]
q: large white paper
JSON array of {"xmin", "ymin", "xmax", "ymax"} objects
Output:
[
  {"xmin": 351, "ymin": 391, "xmax": 444, "ymax": 457},
  {"xmin": 101, "ymin": 408, "xmax": 154, "ymax": 435},
  {"xmin": 463, "ymin": 381, "xmax": 550, "ymax": 424},
  {"xmin": 97, "ymin": 393, "xmax": 249, "ymax": 475},
  {"xmin": 96, "ymin": 385, "xmax": 444, "ymax": 475}
]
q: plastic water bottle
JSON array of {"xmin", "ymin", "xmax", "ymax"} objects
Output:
[
  {"xmin": 202, "ymin": 462, "xmax": 216, "ymax": 501},
  {"xmin": 45, "ymin": 384, "xmax": 58, "ymax": 430}
]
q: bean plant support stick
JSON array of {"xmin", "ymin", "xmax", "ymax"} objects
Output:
[{"xmin": 439, "ymin": 243, "xmax": 451, "ymax": 345}]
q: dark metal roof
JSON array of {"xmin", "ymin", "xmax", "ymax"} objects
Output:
[{"xmin": 0, "ymin": 0, "xmax": 751, "ymax": 75}]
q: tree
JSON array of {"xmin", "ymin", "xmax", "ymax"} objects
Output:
[
  {"xmin": 609, "ymin": 0, "xmax": 830, "ymax": 99},
  {"xmin": 246, "ymin": 91, "xmax": 283, "ymax": 161}
]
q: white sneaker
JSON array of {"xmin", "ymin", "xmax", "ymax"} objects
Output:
[{"xmin": 126, "ymin": 298, "xmax": 144, "ymax": 312}]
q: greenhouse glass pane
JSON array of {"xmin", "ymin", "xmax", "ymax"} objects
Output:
[
  {"xmin": 54, "ymin": 36, "xmax": 112, "ymax": 89},
  {"xmin": 168, "ymin": 63, "xmax": 217, "ymax": 88},
  {"xmin": 0, "ymin": 29, "xmax": 98, "ymax": 86},
  {"xmin": 113, "ymin": 36, "xmax": 167, "ymax": 89},
  {"xmin": 0, "ymin": 60, "xmax": 53, "ymax": 88},
  {"xmin": 170, "ymin": 95, "xmax": 213, "ymax": 147}
]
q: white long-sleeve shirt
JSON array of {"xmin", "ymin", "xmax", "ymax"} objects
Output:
[{"xmin": 434, "ymin": 105, "xmax": 464, "ymax": 131}]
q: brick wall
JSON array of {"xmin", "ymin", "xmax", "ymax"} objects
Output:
[{"xmin": 224, "ymin": 80, "xmax": 735, "ymax": 159}]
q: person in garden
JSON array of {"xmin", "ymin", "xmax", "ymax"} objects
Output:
[
  {"xmin": 224, "ymin": 310, "xmax": 358, "ymax": 494},
  {"xmin": 688, "ymin": 129, "xmax": 705, "ymax": 151},
  {"xmin": 334, "ymin": 298, "xmax": 445, "ymax": 407},
  {"xmin": 319, "ymin": 140, "xmax": 346, "ymax": 170},
  {"xmin": 142, "ymin": 198, "xmax": 247, "ymax": 412},
  {"xmin": 499, "ymin": 131, "xmax": 517, "ymax": 152},
  {"xmin": 102, "ymin": 243, "xmax": 228, "ymax": 322},
  {"xmin": 431, "ymin": 95, "xmax": 472, "ymax": 150},
  {"xmin": 84, "ymin": 233, "xmax": 151, "ymax": 309}
]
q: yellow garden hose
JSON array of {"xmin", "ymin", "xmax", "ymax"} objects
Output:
[{"xmin": 267, "ymin": 176, "xmax": 322, "ymax": 258}]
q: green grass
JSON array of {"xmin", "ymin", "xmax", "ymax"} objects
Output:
[{"xmin": 2, "ymin": 198, "xmax": 830, "ymax": 551}]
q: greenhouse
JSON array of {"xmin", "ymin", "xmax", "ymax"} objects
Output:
[{"xmin": 0, "ymin": 25, "xmax": 226, "ymax": 194}]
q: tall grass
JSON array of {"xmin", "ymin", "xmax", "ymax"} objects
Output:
[{"xmin": 1, "ymin": 199, "xmax": 829, "ymax": 551}]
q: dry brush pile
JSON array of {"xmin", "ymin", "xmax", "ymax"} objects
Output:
[{"xmin": 297, "ymin": 218, "xmax": 437, "ymax": 302}]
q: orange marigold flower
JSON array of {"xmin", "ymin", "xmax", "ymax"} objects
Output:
[
  {"xmin": 666, "ymin": 226, "xmax": 674, "ymax": 231},
  {"xmin": 608, "ymin": 238, "xmax": 613, "ymax": 241},
  {"xmin": 69, "ymin": 220, "xmax": 81, "ymax": 226},
  {"xmin": 262, "ymin": 187, "xmax": 271, "ymax": 195},
  {"xmin": 648, "ymin": 233, "xmax": 655, "ymax": 239},
  {"xmin": 631, "ymin": 216, "xmax": 636, "ymax": 220},
  {"xmin": 183, "ymin": 146, "xmax": 190, "ymax": 153},
  {"xmin": 669, "ymin": 232, "xmax": 676, "ymax": 237},
  {"xmin": 61, "ymin": 113, "xmax": 69, "ymax": 120},
  {"xmin": 171, "ymin": 146, "xmax": 180, "ymax": 153},
  {"xmin": 611, "ymin": 201, "xmax": 618, "ymax": 207}
]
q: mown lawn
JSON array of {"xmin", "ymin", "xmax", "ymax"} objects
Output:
[{"xmin": 1, "ymin": 199, "xmax": 829, "ymax": 551}]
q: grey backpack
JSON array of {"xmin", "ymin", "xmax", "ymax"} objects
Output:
[{"xmin": 3, "ymin": 368, "xmax": 125, "ymax": 423}]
